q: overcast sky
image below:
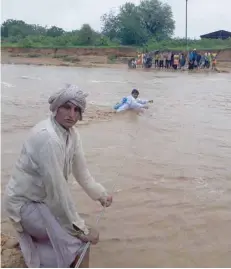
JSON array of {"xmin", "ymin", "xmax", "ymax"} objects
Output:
[{"xmin": 1, "ymin": 0, "xmax": 231, "ymax": 38}]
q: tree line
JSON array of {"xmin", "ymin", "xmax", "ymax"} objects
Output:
[
  {"xmin": 1, "ymin": 19, "xmax": 114, "ymax": 47},
  {"xmin": 1, "ymin": 0, "xmax": 231, "ymax": 50},
  {"xmin": 1, "ymin": 0, "xmax": 175, "ymax": 48}
]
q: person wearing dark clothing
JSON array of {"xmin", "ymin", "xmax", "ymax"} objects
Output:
[
  {"xmin": 171, "ymin": 53, "xmax": 174, "ymax": 68},
  {"xmin": 197, "ymin": 53, "xmax": 201, "ymax": 66},
  {"xmin": 180, "ymin": 53, "xmax": 186, "ymax": 68}
]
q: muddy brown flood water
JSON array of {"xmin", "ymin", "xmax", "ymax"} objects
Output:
[{"xmin": 1, "ymin": 64, "xmax": 231, "ymax": 267}]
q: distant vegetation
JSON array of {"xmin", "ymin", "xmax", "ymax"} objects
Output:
[
  {"xmin": 1, "ymin": 0, "xmax": 231, "ymax": 51},
  {"xmin": 1, "ymin": 20, "xmax": 118, "ymax": 48},
  {"xmin": 145, "ymin": 38, "xmax": 231, "ymax": 51}
]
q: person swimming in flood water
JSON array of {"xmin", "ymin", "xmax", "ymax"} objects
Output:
[{"xmin": 114, "ymin": 89, "xmax": 153, "ymax": 112}]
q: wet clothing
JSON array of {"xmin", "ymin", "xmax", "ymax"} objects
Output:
[
  {"xmin": 18, "ymin": 202, "xmax": 85, "ymax": 267},
  {"xmin": 114, "ymin": 95, "xmax": 148, "ymax": 112},
  {"xmin": 4, "ymin": 115, "xmax": 107, "ymax": 235},
  {"xmin": 4, "ymin": 114, "xmax": 108, "ymax": 267}
]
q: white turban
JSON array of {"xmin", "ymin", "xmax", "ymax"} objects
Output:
[{"xmin": 48, "ymin": 84, "xmax": 88, "ymax": 119}]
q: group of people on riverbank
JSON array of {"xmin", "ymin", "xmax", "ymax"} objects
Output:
[
  {"xmin": 187, "ymin": 49, "xmax": 217, "ymax": 70},
  {"xmin": 135, "ymin": 49, "xmax": 217, "ymax": 70}
]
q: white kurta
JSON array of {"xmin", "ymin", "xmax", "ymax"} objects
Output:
[
  {"xmin": 116, "ymin": 95, "xmax": 149, "ymax": 112},
  {"xmin": 4, "ymin": 115, "xmax": 107, "ymax": 235}
]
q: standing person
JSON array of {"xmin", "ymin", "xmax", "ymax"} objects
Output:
[
  {"xmin": 204, "ymin": 52, "xmax": 209, "ymax": 68},
  {"xmin": 200, "ymin": 53, "xmax": 206, "ymax": 69},
  {"xmin": 171, "ymin": 53, "xmax": 174, "ymax": 69},
  {"xmin": 154, "ymin": 53, "xmax": 159, "ymax": 68},
  {"xmin": 143, "ymin": 53, "xmax": 147, "ymax": 67},
  {"xmin": 189, "ymin": 49, "xmax": 197, "ymax": 69},
  {"xmin": 196, "ymin": 52, "xmax": 202, "ymax": 69},
  {"xmin": 163, "ymin": 52, "xmax": 168, "ymax": 69},
  {"xmin": 3, "ymin": 84, "xmax": 113, "ymax": 268},
  {"xmin": 173, "ymin": 54, "xmax": 179, "ymax": 70},
  {"xmin": 141, "ymin": 53, "xmax": 144, "ymax": 68},
  {"xmin": 167, "ymin": 51, "xmax": 172, "ymax": 69},
  {"xmin": 211, "ymin": 53, "xmax": 217, "ymax": 70},
  {"xmin": 159, "ymin": 52, "xmax": 164, "ymax": 69},
  {"xmin": 179, "ymin": 53, "xmax": 186, "ymax": 68},
  {"xmin": 188, "ymin": 49, "xmax": 194, "ymax": 70},
  {"xmin": 207, "ymin": 52, "xmax": 212, "ymax": 69}
]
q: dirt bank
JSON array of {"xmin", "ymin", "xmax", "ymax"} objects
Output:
[
  {"xmin": 1, "ymin": 46, "xmax": 136, "ymax": 68},
  {"xmin": 216, "ymin": 48, "xmax": 231, "ymax": 62},
  {"xmin": 1, "ymin": 233, "xmax": 26, "ymax": 268},
  {"xmin": 1, "ymin": 47, "xmax": 231, "ymax": 72},
  {"xmin": 2, "ymin": 46, "xmax": 137, "ymax": 57}
]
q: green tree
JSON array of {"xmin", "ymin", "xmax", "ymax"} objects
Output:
[
  {"xmin": 1, "ymin": 19, "xmax": 47, "ymax": 38},
  {"xmin": 2, "ymin": 19, "xmax": 28, "ymax": 37},
  {"xmin": 1, "ymin": 25, "xmax": 9, "ymax": 37},
  {"xmin": 78, "ymin": 24, "xmax": 96, "ymax": 45},
  {"xmin": 138, "ymin": 0, "xmax": 175, "ymax": 40},
  {"xmin": 47, "ymin": 26, "xmax": 64, "ymax": 37},
  {"xmin": 101, "ymin": 0, "xmax": 175, "ymax": 45},
  {"xmin": 101, "ymin": 11, "xmax": 120, "ymax": 40},
  {"xmin": 117, "ymin": 2, "xmax": 148, "ymax": 45},
  {"xmin": 32, "ymin": 24, "xmax": 47, "ymax": 35}
]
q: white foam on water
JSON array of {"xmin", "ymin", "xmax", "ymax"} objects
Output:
[
  {"xmin": 20, "ymin": 76, "xmax": 41, "ymax": 80},
  {"xmin": 90, "ymin": 80, "xmax": 126, "ymax": 84},
  {"xmin": 1, "ymin": 82, "xmax": 15, "ymax": 88},
  {"xmin": 206, "ymin": 78, "xmax": 228, "ymax": 82},
  {"xmin": 115, "ymin": 189, "xmax": 122, "ymax": 193},
  {"xmin": 88, "ymin": 100, "xmax": 112, "ymax": 107}
]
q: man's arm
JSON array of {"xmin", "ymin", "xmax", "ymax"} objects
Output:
[
  {"xmin": 137, "ymin": 98, "xmax": 153, "ymax": 105},
  {"xmin": 130, "ymin": 98, "xmax": 149, "ymax": 109},
  {"xmin": 72, "ymin": 133, "xmax": 108, "ymax": 201},
  {"xmin": 136, "ymin": 98, "xmax": 148, "ymax": 105}
]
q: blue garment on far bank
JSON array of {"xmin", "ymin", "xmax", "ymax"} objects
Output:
[{"xmin": 189, "ymin": 51, "xmax": 197, "ymax": 61}]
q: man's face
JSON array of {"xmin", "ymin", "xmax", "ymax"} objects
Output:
[
  {"xmin": 55, "ymin": 101, "xmax": 81, "ymax": 129},
  {"xmin": 132, "ymin": 93, "xmax": 139, "ymax": 99}
]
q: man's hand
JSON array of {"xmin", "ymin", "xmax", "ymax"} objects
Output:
[
  {"xmin": 98, "ymin": 195, "xmax": 112, "ymax": 207},
  {"xmin": 143, "ymin": 104, "xmax": 149, "ymax": 109},
  {"xmin": 76, "ymin": 226, "xmax": 99, "ymax": 245}
]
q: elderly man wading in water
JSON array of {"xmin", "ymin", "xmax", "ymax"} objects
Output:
[{"xmin": 4, "ymin": 84, "xmax": 113, "ymax": 268}]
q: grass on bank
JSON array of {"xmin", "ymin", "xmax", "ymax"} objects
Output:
[
  {"xmin": 1, "ymin": 37, "xmax": 231, "ymax": 51},
  {"xmin": 145, "ymin": 38, "xmax": 231, "ymax": 51}
]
